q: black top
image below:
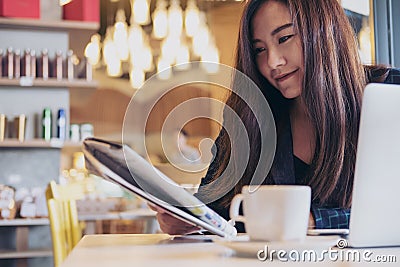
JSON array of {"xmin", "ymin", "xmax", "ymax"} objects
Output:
[{"xmin": 294, "ymin": 155, "xmax": 309, "ymax": 185}]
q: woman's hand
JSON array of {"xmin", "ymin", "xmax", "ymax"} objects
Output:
[{"xmin": 149, "ymin": 204, "xmax": 200, "ymax": 235}]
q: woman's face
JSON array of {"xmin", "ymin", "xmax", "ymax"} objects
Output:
[{"xmin": 251, "ymin": 0, "xmax": 304, "ymax": 99}]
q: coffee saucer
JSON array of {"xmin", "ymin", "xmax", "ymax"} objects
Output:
[{"xmin": 214, "ymin": 235, "xmax": 340, "ymax": 259}]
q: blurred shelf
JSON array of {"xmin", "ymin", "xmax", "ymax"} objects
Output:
[
  {"xmin": 0, "ymin": 249, "xmax": 52, "ymax": 259},
  {"xmin": 78, "ymin": 213, "xmax": 120, "ymax": 221},
  {"xmin": 77, "ymin": 209, "xmax": 156, "ymax": 221},
  {"xmin": 0, "ymin": 17, "xmax": 98, "ymax": 32},
  {"xmin": 0, "ymin": 218, "xmax": 49, "ymax": 226},
  {"xmin": 0, "ymin": 139, "xmax": 81, "ymax": 148},
  {"xmin": 0, "ymin": 78, "xmax": 98, "ymax": 89},
  {"xmin": 0, "ymin": 219, "xmax": 52, "ymax": 260}
]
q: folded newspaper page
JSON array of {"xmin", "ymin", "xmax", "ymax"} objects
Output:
[{"xmin": 82, "ymin": 137, "xmax": 237, "ymax": 238}]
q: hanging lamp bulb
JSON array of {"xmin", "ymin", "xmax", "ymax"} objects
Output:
[
  {"xmin": 175, "ymin": 44, "xmax": 190, "ymax": 70},
  {"xmin": 140, "ymin": 43, "xmax": 154, "ymax": 72},
  {"xmin": 184, "ymin": 0, "xmax": 200, "ymax": 37},
  {"xmin": 128, "ymin": 23, "xmax": 145, "ymax": 50},
  {"xmin": 192, "ymin": 12, "xmax": 211, "ymax": 57},
  {"xmin": 113, "ymin": 9, "xmax": 129, "ymax": 61},
  {"xmin": 201, "ymin": 40, "xmax": 220, "ymax": 74},
  {"xmin": 132, "ymin": 0, "xmax": 150, "ymax": 25},
  {"xmin": 168, "ymin": 0, "xmax": 183, "ymax": 37},
  {"xmin": 152, "ymin": 0, "xmax": 168, "ymax": 39},
  {"xmin": 157, "ymin": 57, "xmax": 172, "ymax": 80},
  {"xmin": 103, "ymin": 27, "xmax": 122, "ymax": 77},
  {"xmin": 161, "ymin": 35, "xmax": 181, "ymax": 65},
  {"xmin": 84, "ymin": 34, "xmax": 101, "ymax": 66},
  {"xmin": 130, "ymin": 67, "xmax": 145, "ymax": 89}
]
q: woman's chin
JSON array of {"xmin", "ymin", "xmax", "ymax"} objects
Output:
[
  {"xmin": 280, "ymin": 89, "xmax": 301, "ymax": 99},
  {"xmin": 272, "ymin": 83, "xmax": 302, "ymax": 99}
]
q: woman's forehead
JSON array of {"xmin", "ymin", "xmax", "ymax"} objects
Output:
[{"xmin": 251, "ymin": 1, "xmax": 292, "ymax": 37}]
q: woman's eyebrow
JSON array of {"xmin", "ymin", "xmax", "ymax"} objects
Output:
[
  {"xmin": 251, "ymin": 39, "xmax": 262, "ymax": 44},
  {"xmin": 251, "ymin": 23, "xmax": 293, "ymax": 43},
  {"xmin": 271, "ymin": 23, "xmax": 293, "ymax": 36}
]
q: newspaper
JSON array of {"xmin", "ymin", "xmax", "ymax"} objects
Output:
[{"xmin": 82, "ymin": 137, "xmax": 237, "ymax": 238}]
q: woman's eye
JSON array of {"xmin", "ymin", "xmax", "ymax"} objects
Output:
[
  {"xmin": 278, "ymin": 35, "xmax": 293, "ymax": 44},
  {"xmin": 254, "ymin": 47, "xmax": 265, "ymax": 55}
]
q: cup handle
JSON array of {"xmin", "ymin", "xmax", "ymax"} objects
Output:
[{"xmin": 229, "ymin": 193, "xmax": 245, "ymax": 225}]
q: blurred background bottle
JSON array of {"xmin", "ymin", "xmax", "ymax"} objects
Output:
[
  {"xmin": 14, "ymin": 114, "xmax": 26, "ymax": 142},
  {"xmin": 0, "ymin": 114, "xmax": 6, "ymax": 141},
  {"xmin": 42, "ymin": 108, "xmax": 52, "ymax": 141},
  {"xmin": 14, "ymin": 49, "xmax": 20, "ymax": 79},
  {"xmin": 80, "ymin": 123, "xmax": 93, "ymax": 141},
  {"xmin": 70, "ymin": 124, "xmax": 80, "ymax": 143},
  {"xmin": 57, "ymin": 108, "xmax": 66, "ymax": 141},
  {"xmin": 6, "ymin": 47, "xmax": 13, "ymax": 79}
]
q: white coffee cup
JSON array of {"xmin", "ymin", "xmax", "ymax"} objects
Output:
[{"xmin": 230, "ymin": 185, "xmax": 311, "ymax": 241}]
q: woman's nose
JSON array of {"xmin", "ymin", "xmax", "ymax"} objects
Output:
[{"xmin": 267, "ymin": 49, "xmax": 286, "ymax": 69}]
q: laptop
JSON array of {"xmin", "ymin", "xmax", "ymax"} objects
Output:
[
  {"xmin": 346, "ymin": 83, "xmax": 400, "ymax": 247},
  {"xmin": 309, "ymin": 83, "xmax": 400, "ymax": 247}
]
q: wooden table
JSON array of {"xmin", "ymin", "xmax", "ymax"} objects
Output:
[
  {"xmin": 0, "ymin": 210, "xmax": 158, "ymax": 267},
  {"xmin": 61, "ymin": 234, "xmax": 400, "ymax": 267}
]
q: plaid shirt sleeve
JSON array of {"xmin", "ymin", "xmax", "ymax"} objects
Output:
[{"xmin": 311, "ymin": 205, "xmax": 351, "ymax": 229}]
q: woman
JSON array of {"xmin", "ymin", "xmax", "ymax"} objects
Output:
[{"xmin": 155, "ymin": 0, "xmax": 400, "ymax": 235}]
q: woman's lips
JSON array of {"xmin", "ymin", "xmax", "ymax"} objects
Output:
[{"xmin": 275, "ymin": 69, "xmax": 299, "ymax": 83}]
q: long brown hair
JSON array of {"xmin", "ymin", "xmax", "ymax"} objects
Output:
[{"xmin": 214, "ymin": 0, "xmax": 373, "ymax": 208}]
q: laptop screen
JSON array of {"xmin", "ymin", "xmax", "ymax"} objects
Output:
[{"xmin": 349, "ymin": 83, "xmax": 400, "ymax": 247}]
